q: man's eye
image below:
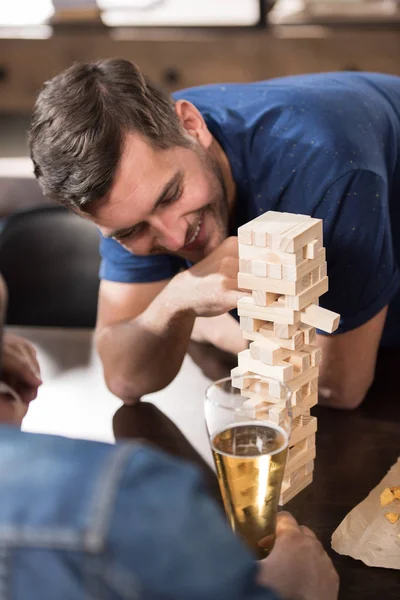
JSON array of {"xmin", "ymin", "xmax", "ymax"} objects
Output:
[
  {"xmin": 115, "ymin": 225, "xmax": 142, "ymax": 241},
  {"xmin": 160, "ymin": 186, "xmax": 182, "ymax": 206}
]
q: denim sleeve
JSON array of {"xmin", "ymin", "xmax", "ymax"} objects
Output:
[
  {"xmin": 314, "ymin": 169, "xmax": 400, "ymax": 334},
  {"xmin": 99, "ymin": 234, "xmax": 186, "ymax": 283},
  {"xmin": 105, "ymin": 446, "xmax": 279, "ymax": 600}
]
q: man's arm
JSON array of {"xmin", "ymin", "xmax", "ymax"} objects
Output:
[
  {"xmin": 96, "ymin": 237, "xmax": 245, "ymax": 402},
  {"xmin": 317, "ymin": 306, "xmax": 387, "ymax": 410}
]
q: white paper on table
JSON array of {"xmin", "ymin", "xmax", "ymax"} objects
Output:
[{"xmin": 331, "ymin": 457, "xmax": 400, "ymax": 569}]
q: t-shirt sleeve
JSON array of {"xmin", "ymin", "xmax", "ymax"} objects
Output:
[
  {"xmin": 106, "ymin": 446, "xmax": 278, "ymax": 600},
  {"xmin": 99, "ymin": 234, "xmax": 186, "ymax": 284},
  {"xmin": 315, "ymin": 169, "xmax": 400, "ymax": 334}
]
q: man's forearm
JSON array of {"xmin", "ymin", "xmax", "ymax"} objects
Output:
[{"xmin": 97, "ymin": 278, "xmax": 196, "ymax": 402}]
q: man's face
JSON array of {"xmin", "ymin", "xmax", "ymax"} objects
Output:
[{"xmin": 87, "ymin": 132, "xmax": 230, "ymax": 263}]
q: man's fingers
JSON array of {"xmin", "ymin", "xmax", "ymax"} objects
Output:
[
  {"xmin": 299, "ymin": 525, "xmax": 318, "ymax": 540},
  {"xmin": 275, "ymin": 511, "xmax": 300, "ymax": 534}
]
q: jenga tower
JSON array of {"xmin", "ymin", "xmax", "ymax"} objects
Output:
[{"xmin": 232, "ymin": 211, "xmax": 340, "ymax": 505}]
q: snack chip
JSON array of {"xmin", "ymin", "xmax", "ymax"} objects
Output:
[
  {"xmin": 380, "ymin": 487, "xmax": 395, "ymax": 506},
  {"xmin": 384, "ymin": 512, "xmax": 400, "ymax": 524}
]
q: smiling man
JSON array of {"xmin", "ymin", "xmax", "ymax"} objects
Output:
[{"xmin": 29, "ymin": 59, "xmax": 400, "ymax": 409}]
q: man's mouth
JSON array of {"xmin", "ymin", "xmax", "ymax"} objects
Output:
[{"xmin": 184, "ymin": 212, "xmax": 204, "ymax": 250}]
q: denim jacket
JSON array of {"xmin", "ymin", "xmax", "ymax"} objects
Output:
[{"xmin": 0, "ymin": 427, "xmax": 278, "ymax": 600}]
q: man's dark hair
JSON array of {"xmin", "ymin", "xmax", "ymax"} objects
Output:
[{"xmin": 29, "ymin": 58, "xmax": 190, "ymax": 210}]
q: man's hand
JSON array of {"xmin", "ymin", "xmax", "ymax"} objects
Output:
[
  {"xmin": 175, "ymin": 236, "xmax": 248, "ymax": 317},
  {"xmin": 1, "ymin": 334, "xmax": 42, "ymax": 403},
  {"xmin": 258, "ymin": 512, "xmax": 339, "ymax": 600}
]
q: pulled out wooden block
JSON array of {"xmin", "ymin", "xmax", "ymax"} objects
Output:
[
  {"xmin": 279, "ymin": 473, "xmax": 313, "ymax": 505},
  {"xmin": 301, "ymin": 303, "xmax": 340, "ymax": 334},
  {"xmin": 238, "ymin": 349, "xmax": 294, "ymax": 382},
  {"xmin": 285, "ymin": 277, "xmax": 329, "ymax": 311},
  {"xmin": 252, "ymin": 291, "xmax": 281, "ymax": 307},
  {"xmin": 273, "ymin": 322, "xmax": 300, "ymax": 339}
]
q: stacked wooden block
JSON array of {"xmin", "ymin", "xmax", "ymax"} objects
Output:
[{"xmin": 232, "ymin": 211, "xmax": 340, "ymax": 504}]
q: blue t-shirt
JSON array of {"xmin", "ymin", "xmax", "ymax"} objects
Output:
[{"xmin": 99, "ymin": 72, "xmax": 400, "ymax": 344}]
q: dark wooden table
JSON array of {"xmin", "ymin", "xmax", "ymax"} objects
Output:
[{"xmin": 113, "ymin": 342, "xmax": 400, "ymax": 600}]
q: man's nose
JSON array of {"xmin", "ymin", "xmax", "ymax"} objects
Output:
[{"xmin": 151, "ymin": 216, "xmax": 187, "ymax": 252}]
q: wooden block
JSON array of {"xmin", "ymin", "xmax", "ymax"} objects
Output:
[
  {"xmin": 239, "ymin": 244, "xmax": 302, "ymax": 264},
  {"xmin": 250, "ymin": 339, "xmax": 292, "ymax": 366},
  {"xmin": 299, "ymin": 323, "xmax": 316, "ymax": 344},
  {"xmin": 268, "ymin": 263, "xmax": 282, "ymax": 279},
  {"xmin": 283, "ymin": 460, "xmax": 314, "ymax": 488},
  {"xmin": 293, "ymin": 391, "xmax": 318, "ymax": 416},
  {"xmin": 303, "ymin": 345, "xmax": 323, "ymax": 367},
  {"xmin": 287, "ymin": 366, "xmax": 319, "ymax": 393},
  {"xmin": 242, "ymin": 389, "xmax": 283, "ymax": 405},
  {"xmin": 239, "ymin": 316, "xmax": 264, "ymax": 333},
  {"xmin": 243, "ymin": 326, "xmax": 305, "ymax": 351},
  {"xmin": 273, "ymin": 322, "xmax": 300, "ymax": 339},
  {"xmin": 286, "ymin": 350, "xmax": 311, "ymax": 374},
  {"xmin": 285, "ymin": 277, "xmax": 329, "ymax": 311},
  {"xmin": 238, "ymin": 212, "xmax": 310, "ymax": 247},
  {"xmin": 252, "ymin": 291, "xmax": 280, "ymax": 307},
  {"xmin": 239, "ymin": 258, "xmax": 252, "ymax": 274},
  {"xmin": 289, "ymin": 415, "xmax": 318, "ymax": 446},
  {"xmin": 252, "ymin": 259, "xmax": 268, "ymax": 278},
  {"xmin": 319, "ymin": 262, "xmax": 327, "ymax": 278},
  {"xmin": 231, "ymin": 367, "xmax": 253, "ymax": 389},
  {"xmin": 279, "ymin": 473, "xmax": 313, "ymax": 505},
  {"xmin": 238, "ymin": 272, "xmax": 302, "ymax": 296},
  {"xmin": 304, "ymin": 237, "xmax": 322, "ymax": 259},
  {"xmin": 238, "ymin": 226, "xmax": 253, "ymax": 245},
  {"xmin": 282, "ymin": 248, "xmax": 326, "ymax": 282},
  {"xmin": 238, "ymin": 349, "xmax": 294, "ymax": 382},
  {"xmin": 285, "ymin": 439, "xmax": 316, "ymax": 476},
  {"xmin": 291, "ymin": 387, "xmax": 303, "ymax": 404},
  {"xmin": 300, "ymin": 304, "xmax": 340, "ymax": 334},
  {"xmin": 252, "ymin": 213, "xmax": 312, "ymax": 247},
  {"xmin": 277, "ymin": 219, "xmax": 323, "ymax": 253},
  {"xmin": 268, "ymin": 379, "xmax": 290, "ymax": 400},
  {"xmin": 310, "ymin": 266, "xmax": 320, "ymax": 285},
  {"xmin": 302, "ymin": 273, "xmax": 312, "ymax": 289},
  {"xmin": 238, "ymin": 297, "xmax": 300, "ymax": 325}
]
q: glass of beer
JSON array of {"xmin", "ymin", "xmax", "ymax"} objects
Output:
[{"xmin": 205, "ymin": 375, "xmax": 292, "ymax": 559}]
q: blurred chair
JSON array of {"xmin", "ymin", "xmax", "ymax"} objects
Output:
[{"xmin": 0, "ymin": 206, "xmax": 101, "ymax": 327}]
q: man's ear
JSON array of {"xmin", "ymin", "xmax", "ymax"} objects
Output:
[{"xmin": 175, "ymin": 100, "xmax": 213, "ymax": 149}]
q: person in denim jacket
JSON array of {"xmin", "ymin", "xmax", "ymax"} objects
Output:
[{"xmin": 0, "ymin": 276, "xmax": 338, "ymax": 600}]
